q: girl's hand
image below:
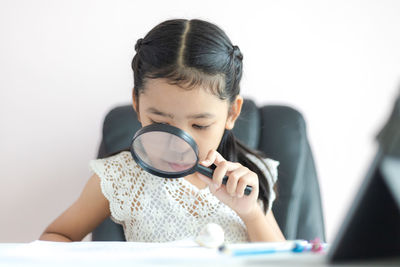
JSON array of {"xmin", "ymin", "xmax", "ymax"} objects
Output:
[{"xmin": 195, "ymin": 149, "xmax": 260, "ymax": 219}]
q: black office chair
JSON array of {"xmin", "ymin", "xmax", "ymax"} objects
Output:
[{"xmin": 92, "ymin": 99, "xmax": 326, "ymax": 242}]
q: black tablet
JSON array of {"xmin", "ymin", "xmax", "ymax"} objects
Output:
[{"xmin": 327, "ymin": 94, "xmax": 400, "ymax": 262}]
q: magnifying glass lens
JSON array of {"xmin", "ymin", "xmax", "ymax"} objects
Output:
[{"xmin": 132, "ymin": 131, "xmax": 197, "ymax": 174}]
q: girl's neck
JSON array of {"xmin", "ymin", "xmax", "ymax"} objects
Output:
[{"xmin": 184, "ymin": 173, "xmax": 208, "ymax": 190}]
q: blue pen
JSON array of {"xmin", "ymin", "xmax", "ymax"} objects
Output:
[{"xmin": 219, "ymin": 240, "xmax": 310, "ymax": 256}]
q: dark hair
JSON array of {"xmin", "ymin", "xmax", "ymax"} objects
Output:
[{"xmin": 131, "ymin": 19, "xmax": 275, "ymax": 213}]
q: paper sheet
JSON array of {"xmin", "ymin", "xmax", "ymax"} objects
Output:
[{"xmin": 0, "ymin": 239, "xmax": 228, "ymax": 266}]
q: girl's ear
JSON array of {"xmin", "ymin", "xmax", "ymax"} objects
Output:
[
  {"xmin": 225, "ymin": 95, "xmax": 243, "ymax": 130},
  {"xmin": 132, "ymin": 89, "xmax": 141, "ymax": 122}
]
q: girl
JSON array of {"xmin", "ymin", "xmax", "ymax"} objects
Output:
[{"xmin": 40, "ymin": 19, "xmax": 285, "ymax": 243}]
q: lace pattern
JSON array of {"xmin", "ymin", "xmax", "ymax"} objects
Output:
[{"xmin": 90, "ymin": 151, "xmax": 279, "ymax": 242}]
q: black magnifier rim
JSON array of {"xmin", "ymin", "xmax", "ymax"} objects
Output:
[{"xmin": 130, "ymin": 123, "xmax": 199, "ymax": 178}]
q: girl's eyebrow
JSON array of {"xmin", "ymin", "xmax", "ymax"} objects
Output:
[
  {"xmin": 187, "ymin": 113, "xmax": 215, "ymax": 119},
  {"xmin": 146, "ymin": 107, "xmax": 215, "ymax": 119},
  {"xmin": 146, "ymin": 107, "xmax": 174, "ymax": 118}
]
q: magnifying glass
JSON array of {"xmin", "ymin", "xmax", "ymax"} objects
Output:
[{"xmin": 130, "ymin": 123, "xmax": 252, "ymax": 196}]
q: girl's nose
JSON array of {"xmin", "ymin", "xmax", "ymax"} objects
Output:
[
  {"xmin": 168, "ymin": 134, "xmax": 191, "ymax": 153},
  {"xmin": 165, "ymin": 124, "xmax": 196, "ymax": 159}
]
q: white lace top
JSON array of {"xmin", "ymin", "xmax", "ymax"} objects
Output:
[{"xmin": 89, "ymin": 151, "xmax": 279, "ymax": 243}]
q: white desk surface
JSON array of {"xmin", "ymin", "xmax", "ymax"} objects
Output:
[{"xmin": 0, "ymin": 240, "xmax": 399, "ymax": 267}]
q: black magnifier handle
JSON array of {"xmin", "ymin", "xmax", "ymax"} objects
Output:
[{"xmin": 196, "ymin": 164, "xmax": 252, "ymax": 196}]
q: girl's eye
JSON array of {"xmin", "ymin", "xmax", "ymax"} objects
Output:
[
  {"xmin": 150, "ymin": 119, "xmax": 209, "ymax": 130},
  {"xmin": 192, "ymin": 124, "xmax": 210, "ymax": 130},
  {"xmin": 150, "ymin": 119, "xmax": 168, "ymax": 125}
]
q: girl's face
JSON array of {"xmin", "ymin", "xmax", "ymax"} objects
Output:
[{"xmin": 133, "ymin": 78, "xmax": 242, "ymax": 165}]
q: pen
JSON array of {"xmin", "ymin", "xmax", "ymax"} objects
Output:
[{"xmin": 219, "ymin": 240, "xmax": 311, "ymax": 256}]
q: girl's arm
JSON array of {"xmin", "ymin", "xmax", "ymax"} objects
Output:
[
  {"xmin": 241, "ymin": 207, "xmax": 286, "ymax": 242},
  {"xmin": 39, "ymin": 174, "xmax": 110, "ymax": 242}
]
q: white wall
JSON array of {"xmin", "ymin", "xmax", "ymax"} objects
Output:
[{"xmin": 1, "ymin": 0, "xmax": 399, "ymax": 242}]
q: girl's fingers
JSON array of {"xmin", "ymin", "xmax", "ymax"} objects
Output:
[
  {"xmin": 225, "ymin": 167, "xmax": 249, "ymax": 196},
  {"xmin": 201, "ymin": 150, "xmax": 229, "ymax": 167},
  {"xmin": 236, "ymin": 174, "xmax": 255, "ymax": 198},
  {"xmin": 200, "ymin": 149, "xmax": 255, "ymax": 197},
  {"xmin": 212, "ymin": 150, "xmax": 229, "ymax": 165},
  {"xmin": 212, "ymin": 161, "xmax": 241, "ymax": 188},
  {"xmin": 201, "ymin": 150, "xmax": 218, "ymax": 167},
  {"xmin": 202, "ymin": 150, "xmax": 241, "ymax": 170},
  {"xmin": 212, "ymin": 160, "xmax": 229, "ymax": 188}
]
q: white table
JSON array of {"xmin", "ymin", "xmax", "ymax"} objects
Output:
[{"xmin": 0, "ymin": 241, "xmax": 398, "ymax": 267}]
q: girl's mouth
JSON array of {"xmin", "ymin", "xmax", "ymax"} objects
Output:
[{"xmin": 168, "ymin": 162, "xmax": 193, "ymax": 172}]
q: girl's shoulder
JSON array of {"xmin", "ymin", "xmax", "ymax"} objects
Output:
[
  {"xmin": 89, "ymin": 150, "xmax": 147, "ymax": 185},
  {"xmin": 90, "ymin": 150, "xmax": 137, "ymax": 172},
  {"xmin": 88, "ymin": 151, "xmax": 150, "ymax": 224}
]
